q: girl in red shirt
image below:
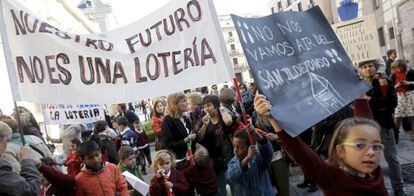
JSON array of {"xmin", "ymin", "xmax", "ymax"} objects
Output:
[
  {"xmin": 63, "ymin": 138, "xmax": 82, "ymax": 177},
  {"xmin": 149, "ymin": 150, "xmax": 189, "ymax": 196},
  {"xmin": 151, "ymin": 99, "xmax": 165, "ymax": 151},
  {"xmin": 254, "ymin": 93, "xmax": 387, "ymax": 196}
]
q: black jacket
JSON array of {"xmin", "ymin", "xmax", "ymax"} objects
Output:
[
  {"xmin": 385, "ymin": 59, "xmax": 393, "ymax": 77},
  {"xmin": 161, "ymin": 115, "xmax": 193, "ymax": 160},
  {"xmin": 366, "ymin": 77, "xmax": 397, "ymax": 128}
]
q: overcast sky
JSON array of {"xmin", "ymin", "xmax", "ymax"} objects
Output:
[{"xmin": 110, "ymin": 0, "xmax": 269, "ymax": 27}]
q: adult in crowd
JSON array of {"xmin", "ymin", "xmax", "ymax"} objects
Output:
[
  {"xmin": 116, "ymin": 103, "xmax": 139, "ymax": 130},
  {"xmin": 104, "ymin": 109, "xmax": 114, "ymax": 129},
  {"xmin": 151, "ymin": 98, "xmax": 165, "ymax": 151},
  {"xmin": 391, "ymin": 59, "xmax": 414, "ymax": 141},
  {"xmin": 0, "ymin": 121, "xmax": 41, "ymax": 195},
  {"xmin": 210, "ymin": 84, "xmax": 219, "ymax": 96},
  {"xmin": 161, "ymin": 92, "xmax": 196, "ymax": 169},
  {"xmin": 359, "ymin": 60, "xmax": 406, "ymax": 196},
  {"xmin": 128, "ymin": 103, "xmax": 135, "ymax": 112},
  {"xmin": 386, "ymin": 49, "xmax": 397, "ymax": 77},
  {"xmin": 60, "ymin": 124, "xmax": 87, "ymax": 154},
  {"xmin": 220, "ymin": 88, "xmax": 243, "ymax": 132},
  {"xmin": 249, "ymin": 82, "xmax": 257, "ymax": 95},
  {"xmin": 0, "ymin": 116, "xmax": 51, "ymax": 172},
  {"xmin": 140, "ymin": 100, "xmax": 149, "ymax": 122},
  {"xmin": 239, "ymin": 83, "xmax": 255, "ymax": 116},
  {"xmin": 12, "ymin": 107, "xmax": 43, "ymax": 140},
  {"xmin": 220, "ymin": 88, "xmax": 240, "ymax": 119},
  {"xmin": 188, "ymin": 92, "xmax": 206, "ymax": 132},
  {"xmin": 197, "ymin": 95, "xmax": 233, "ymax": 196},
  {"xmin": 91, "ymin": 120, "xmax": 118, "ymax": 164},
  {"xmin": 200, "ymin": 86, "xmax": 209, "ymax": 97}
]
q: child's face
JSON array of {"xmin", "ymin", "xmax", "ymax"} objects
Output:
[
  {"xmin": 70, "ymin": 143, "xmax": 77, "ymax": 151},
  {"xmin": 82, "ymin": 150, "xmax": 102, "ymax": 169},
  {"xmin": 157, "ymin": 159, "xmax": 172, "ymax": 173},
  {"xmin": 112, "ymin": 122, "xmax": 119, "ymax": 131},
  {"xmin": 121, "ymin": 155, "xmax": 136, "ymax": 168},
  {"xmin": 133, "ymin": 123, "xmax": 142, "ymax": 131},
  {"xmin": 232, "ymin": 138, "xmax": 248, "ymax": 160},
  {"xmin": 337, "ymin": 125, "xmax": 382, "ymax": 174},
  {"xmin": 156, "ymin": 102, "xmax": 164, "ymax": 114}
]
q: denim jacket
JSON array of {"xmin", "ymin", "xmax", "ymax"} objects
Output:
[{"xmin": 225, "ymin": 139, "xmax": 276, "ymax": 196}]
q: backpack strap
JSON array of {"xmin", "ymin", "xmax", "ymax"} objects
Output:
[{"xmin": 29, "ymin": 144, "xmax": 45, "ymax": 157}]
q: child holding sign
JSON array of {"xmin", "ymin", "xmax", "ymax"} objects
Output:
[
  {"xmin": 225, "ymin": 127, "xmax": 275, "ymax": 196},
  {"xmin": 254, "ymin": 93, "xmax": 387, "ymax": 195}
]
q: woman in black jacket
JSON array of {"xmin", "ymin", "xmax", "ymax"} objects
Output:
[{"xmin": 161, "ymin": 92, "xmax": 196, "ymax": 169}]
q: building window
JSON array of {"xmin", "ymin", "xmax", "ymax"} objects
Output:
[
  {"xmin": 378, "ymin": 27, "xmax": 386, "ymax": 47},
  {"xmin": 86, "ymin": 0, "xmax": 92, "ymax": 8},
  {"xmin": 228, "ymin": 31, "xmax": 233, "ymax": 38},
  {"xmin": 309, "ymin": 0, "xmax": 315, "ymax": 7},
  {"xmin": 278, "ymin": 1, "xmax": 282, "ymax": 11},
  {"xmin": 373, "ymin": 0, "xmax": 380, "ymax": 9},
  {"xmin": 232, "ymin": 58, "xmax": 239, "ymax": 65},
  {"xmin": 389, "ymin": 27, "xmax": 395, "ymax": 39},
  {"xmin": 298, "ymin": 2, "xmax": 303, "ymax": 11}
]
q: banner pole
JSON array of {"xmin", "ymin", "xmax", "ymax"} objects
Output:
[
  {"xmin": 40, "ymin": 107, "xmax": 50, "ymax": 142},
  {"xmin": 13, "ymin": 102, "xmax": 26, "ymax": 145},
  {"xmin": 232, "ymin": 78, "xmax": 254, "ymax": 145}
]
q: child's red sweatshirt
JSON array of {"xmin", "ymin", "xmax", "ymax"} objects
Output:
[{"xmin": 277, "ymin": 130, "xmax": 387, "ymax": 196}]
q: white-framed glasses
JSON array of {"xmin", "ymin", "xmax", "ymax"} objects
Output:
[{"xmin": 341, "ymin": 142, "xmax": 384, "ymax": 152}]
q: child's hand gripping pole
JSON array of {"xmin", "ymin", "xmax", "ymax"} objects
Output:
[
  {"xmin": 162, "ymin": 173, "xmax": 174, "ymax": 196},
  {"xmin": 187, "ymin": 140, "xmax": 195, "ymax": 165}
]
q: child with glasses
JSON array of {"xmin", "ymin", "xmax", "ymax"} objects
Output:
[{"xmin": 254, "ymin": 93, "xmax": 387, "ymax": 195}]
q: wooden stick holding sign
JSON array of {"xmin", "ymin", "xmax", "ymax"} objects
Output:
[
  {"xmin": 13, "ymin": 102, "xmax": 26, "ymax": 144},
  {"xmin": 232, "ymin": 78, "xmax": 254, "ymax": 145}
]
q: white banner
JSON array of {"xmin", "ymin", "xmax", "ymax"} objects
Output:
[
  {"xmin": 0, "ymin": 0, "xmax": 234, "ymax": 104},
  {"xmin": 42, "ymin": 104, "xmax": 104, "ymax": 125},
  {"xmin": 332, "ymin": 14, "xmax": 381, "ymax": 63}
]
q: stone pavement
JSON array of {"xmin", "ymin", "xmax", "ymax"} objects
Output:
[{"xmin": 140, "ymin": 131, "xmax": 414, "ymax": 196}]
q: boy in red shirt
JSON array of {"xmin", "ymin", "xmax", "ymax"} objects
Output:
[{"xmin": 75, "ymin": 140, "xmax": 129, "ymax": 196}]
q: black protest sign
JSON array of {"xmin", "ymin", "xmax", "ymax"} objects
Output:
[{"xmin": 231, "ymin": 6, "xmax": 370, "ymax": 137}]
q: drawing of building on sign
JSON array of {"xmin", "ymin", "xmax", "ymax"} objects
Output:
[{"xmin": 309, "ymin": 72, "xmax": 345, "ymax": 114}]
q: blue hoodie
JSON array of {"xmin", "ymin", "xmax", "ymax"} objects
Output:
[{"xmin": 225, "ymin": 138, "xmax": 276, "ymax": 196}]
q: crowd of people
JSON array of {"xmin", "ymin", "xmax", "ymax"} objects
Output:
[{"xmin": 0, "ymin": 49, "xmax": 412, "ymax": 196}]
